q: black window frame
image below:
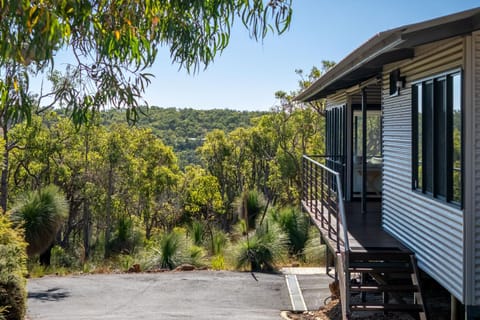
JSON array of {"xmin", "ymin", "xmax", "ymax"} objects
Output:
[{"xmin": 412, "ymin": 69, "xmax": 463, "ymax": 207}]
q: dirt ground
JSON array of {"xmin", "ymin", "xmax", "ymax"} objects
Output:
[
  {"xmin": 285, "ymin": 299, "xmax": 417, "ymax": 320},
  {"xmin": 285, "ymin": 289, "xmax": 451, "ymax": 320}
]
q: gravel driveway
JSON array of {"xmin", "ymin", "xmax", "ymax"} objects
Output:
[{"xmin": 27, "ymin": 271, "xmax": 291, "ymax": 320}]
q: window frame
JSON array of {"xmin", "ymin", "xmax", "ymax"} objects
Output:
[{"xmin": 412, "ymin": 69, "xmax": 463, "ymax": 207}]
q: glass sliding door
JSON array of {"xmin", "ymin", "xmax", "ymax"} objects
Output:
[{"xmin": 352, "ymin": 109, "xmax": 382, "ymax": 196}]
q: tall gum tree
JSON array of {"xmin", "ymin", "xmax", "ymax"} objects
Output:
[{"xmin": 0, "ymin": 0, "xmax": 293, "ymax": 211}]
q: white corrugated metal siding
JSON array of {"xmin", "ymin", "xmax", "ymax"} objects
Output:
[
  {"xmin": 382, "ymin": 38, "xmax": 465, "ymax": 301},
  {"xmin": 471, "ymin": 31, "xmax": 480, "ymax": 306}
]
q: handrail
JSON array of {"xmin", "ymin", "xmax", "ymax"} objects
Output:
[
  {"xmin": 302, "ymin": 155, "xmax": 350, "ymax": 319},
  {"xmin": 302, "ymin": 155, "xmax": 350, "ymax": 253}
]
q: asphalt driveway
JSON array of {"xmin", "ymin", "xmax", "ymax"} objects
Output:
[{"xmin": 27, "ymin": 271, "xmax": 291, "ymax": 320}]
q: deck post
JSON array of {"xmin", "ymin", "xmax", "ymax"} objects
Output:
[
  {"xmin": 314, "ymin": 160, "xmax": 318, "ymax": 219},
  {"xmin": 361, "ymin": 88, "xmax": 367, "ymax": 214},
  {"xmin": 302, "ymin": 157, "xmax": 306, "ymax": 206},
  {"xmin": 307, "ymin": 161, "xmax": 314, "ymax": 208},
  {"xmin": 327, "ymin": 178, "xmax": 332, "ymax": 240},
  {"xmin": 321, "ymin": 167, "xmax": 324, "ymax": 228}
]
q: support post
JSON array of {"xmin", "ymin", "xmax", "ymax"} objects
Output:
[
  {"xmin": 451, "ymin": 294, "xmax": 457, "ymax": 320},
  {"xmin": 362, "ymin": 88, "xmax": 368, "ymax": 214}
]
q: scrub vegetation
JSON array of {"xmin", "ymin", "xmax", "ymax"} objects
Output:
[
  {"xmin": 0, "ymin": 67, "xmax": 330, "ymax": 319},
  {"xmin": 0, "ymin": 1, "xmax": 337, "ymax": 318}
]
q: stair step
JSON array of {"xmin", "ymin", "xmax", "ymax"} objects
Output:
[
  {"xmin": 350, "ymin": 303, "xmax": 423, "ymax": 312},
  {"xmin": 349, "ymin": 261, "xmax": 411, "ymax": 268},
  {"xmin": 350, "ymin": 251, "xmax": 413, "ymax": 262},
  {"xmin": 349, "ymin": 284, "xmax": 419, "ymax": 293},
  {"xmin": 349, "ymin": 266, "xmax": 412, "ymax": 273}
]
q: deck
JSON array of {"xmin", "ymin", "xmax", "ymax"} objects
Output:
[{"xmin": 302, "ymin": 200, "xmax": 410, "ymax": 253}]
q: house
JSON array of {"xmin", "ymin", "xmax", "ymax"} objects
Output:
[{"xmin": 297, "ymin": 7, "xmax": 480, "ymax": 320}]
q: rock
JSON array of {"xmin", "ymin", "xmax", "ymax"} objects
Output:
[
  {"xmin": 128, "ymin": 264, "xmax": 141, "ymax": 273},
  {"xmin": 174, "ymin": 264, "xmax": 196, "ymax": 271}
]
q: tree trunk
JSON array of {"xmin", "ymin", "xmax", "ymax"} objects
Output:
[
  {"xmin": 83, "ymin": 199, "xmax": 90, "ymax": 260},
  {"xmin": 83, "ymin": 129, "xmax": 91, "ymax": 260},
  {"xmin": 1, "ymin": 123, "xmax": 9, "ymax": 213},
  {"xmin": 104, "ymin": 165, "xmax": 114, "ymax": 258},
  {"xmin": 39, "ymin": 243, "xmax": 54, "ymax": 266}
]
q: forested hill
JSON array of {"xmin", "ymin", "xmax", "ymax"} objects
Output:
[{"xmin": 102, "ymin": 106, "xmax": 268, "ymax": 166}]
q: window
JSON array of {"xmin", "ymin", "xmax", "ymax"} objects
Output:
[{"xmin": 412, "ymin": 71, "xmax": 462, "ymax": 206}]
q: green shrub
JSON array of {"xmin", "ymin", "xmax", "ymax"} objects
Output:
[
  {"xmin": 211, "ymin": 229, "xmax": 228, "ymax": 256},
  {"xmin": 10, "ymin": 184, "xmax": 68, "ymax": 257},
  {"xmin": 155, "ymin": 230, "xmax": 184, "ymax": 269},
  {"xmin": 51, "ymin": 245, "xmax": 77, "ymax": 269},
  {"xmin": 108, "ymin": 216, "xmax": 145, "ymax": 255},
  {"xmin": 188, "ymin": 221, "xmax": 205, "ymax": 247},
  {"xmin": 235, "ymin": 190, "xmax": 265, "ymax": 230},
  {"xmin": 141, "ymin": 229, "xmax": 208, "ymax": 270},
  {"xmin": 0, "ymin": 215, "xmax": 27, "ymax": 320},
  {"xmin": 186, "ymin": 245, "xmax": 206, "ymax": 267},
  {"xmin": 211, "ymin": 255, "xmax": 225, "ymax": 270},
  {"xmin": 0, "ymin": 306, "xmax": 7, "ymax": 320},
  {"xmin": 270, "ymin": 207, "xmax": 310, "ymax": 256},
  {"xmin": 232, "ymin": 221, "xmax": 287, "ymax": 272},
  {"xmin": 303, "ymin": 227, "xmax": 326, "ymax": 265}
]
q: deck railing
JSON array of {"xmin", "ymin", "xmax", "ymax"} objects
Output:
[
  {"xmin": 302, "ymin": 155, "xmax": 349, "ymax": 253},
  {"xmin": 302, "ymin": 155, "xmax": 350, "ymax": 318}
]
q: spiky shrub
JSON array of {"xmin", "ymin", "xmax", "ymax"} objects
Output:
[
  {"xmin": 186, "ymin": 245, "xmax": 206, "ymax": 267},
  {"xmin": 142, "ymin": 229, "xmax": 207, "ymax": 271},
  {"xmin": 155, "ymin": 230, "xmax": 184, "ymax": 270},
  {"xmin": 235, "ymin": 190, "xmax": 265, "ymax": 230},
  {"xmin": 0, "ymin": 307, "xmax": 7, "ymax": 320},
  {"xmin": 10, "ymin": 185, "xmax": 68, "ymax": 256},
  {"xmin": 211, "ymin": 229, "xmax": 228, "ymax": 256},
  {"xmin": 232, "ymin": 221, "xmax": 287, "ymax": 272},
  {"xmin": 270, "ymin": 207, "xmax": 310, "ymax": 256},
  {"xmin": 188, "ymin": 221, "xmax": 205, "ymax": 247},
  {"xmin": 0, "ymin": 215, "xmax": 27, "ymax": 320},
  {"xmin": 108, "ymin": 216, "xmax": 145, "ymax": 255}
]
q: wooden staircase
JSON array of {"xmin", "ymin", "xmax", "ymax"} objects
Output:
[{"xmin": 343, "ymin": 249, "xmax": 428, "ymax": 319}]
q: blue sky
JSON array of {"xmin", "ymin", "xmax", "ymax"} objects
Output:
[{"xmin": 40, "ymin": 1, "xmax": 480, "ymax": 111}]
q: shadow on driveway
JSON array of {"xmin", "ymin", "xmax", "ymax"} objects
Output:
[{"xmin": 28, "ymin": 287, "xmax": 70, "ymax": 302}]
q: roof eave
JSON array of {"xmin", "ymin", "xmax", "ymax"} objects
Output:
[{"xmin": 296, "ymin": 7, "xmax": 480, "ymax": 102}]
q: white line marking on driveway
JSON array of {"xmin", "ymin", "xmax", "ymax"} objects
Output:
[{"xmin": 285, "ymin": 274, "xmax": 307, "ymax": 311}]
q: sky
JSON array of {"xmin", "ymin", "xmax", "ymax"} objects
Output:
[{"xmin": 37, "ymin": 1, "xmax": 480, "ymax": 112}]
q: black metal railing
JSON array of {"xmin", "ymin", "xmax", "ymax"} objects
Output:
[
  {"xmin": 302, "ymin": 155, "xmax": 350, "ymax": 318},
  {"xmin": 302, "ymin": 155, "xmax": 349, "ymax": 253}
]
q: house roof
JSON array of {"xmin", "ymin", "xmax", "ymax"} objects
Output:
[{"xmin": 296, "ymin": 7, "xmax": 480, "ymax": 102}]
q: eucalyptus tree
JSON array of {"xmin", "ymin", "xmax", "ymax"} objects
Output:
[
  {"xmin": 0, "ymin": 0, "xmax": 293, "ymax": 212},
  {"xmin": 129, "ymin": 129, "xmax": 180, "ymax": 239},
  {"xmin": 197, "ymin": 129, "xmax": 237, "ymax": 211},
  {"xmin": 180, "ymin": 165, "xmax": 224, "ymax": 226}
]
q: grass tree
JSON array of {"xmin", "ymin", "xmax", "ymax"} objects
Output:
[
  {"xmin": 155, "ymin": 230, "xmax": 184, "ymax": 270},
  {"xmin": 235, "ymin": 189, "xmax": 265, "ymax": 230},
  {"xmin": 233, "ymin": 221, "xmax": 287, "ymax": 272},
  {"xmin": 269, "ymin": 206, "xmax": 310, "ymax": 257},
  {"xmin": 10, "ymin": 185, "xmax": 68, "ymax": 262}
]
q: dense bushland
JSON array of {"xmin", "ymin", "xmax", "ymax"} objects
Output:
[
  {"xmin": 0, "ymin": 66, "xmax": 331, "ymax": 318},
  {"xmin": 2, "ymin": 103, "xmax": 324, "ymax": 272}
]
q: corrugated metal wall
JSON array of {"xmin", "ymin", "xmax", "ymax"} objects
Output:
[
  {"xmin": 382, "ymin": 38, "xmax": 465, "ymax": 301},
  {"xmin": 471, "ymin": 31, "xmax": 480, "ymax": 306}
]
